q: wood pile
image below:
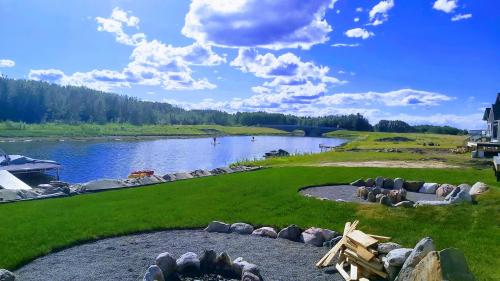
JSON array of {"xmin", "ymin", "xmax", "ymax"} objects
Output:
[{"xmin": 316, "ymin": 220, "xmax": 391, "ymax": 281}]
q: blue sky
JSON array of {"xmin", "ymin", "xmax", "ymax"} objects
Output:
[{"xmin": 0, "ymin": 0, "xmax": 499, "ymax": 129}]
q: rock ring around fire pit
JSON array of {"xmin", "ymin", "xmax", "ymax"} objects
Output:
[{"xmin": 14, "ymin": 229, "xmax": 344, "ymax": 281}]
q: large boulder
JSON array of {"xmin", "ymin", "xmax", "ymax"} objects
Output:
[
  {"xmin": 394, "ymin": 178, "xmax": 405, "ymax": 189},
  {"xmin": 407, "ymin": 248, "xmax": 475, "ymax": 281},
  {"xmin": 446, "ymin": 187, "xmax": 472, "ymax": 204},
  {"xmin": 230, "ymin": 223, "xmax": 254, "ymax": 235},
  {"xmin": 242, "ymin": 271, "xmax": 262, "ymax": 281},
  {"xmin": 0, "ymin": 269, "xmax": 15, "ymax": 281},
  {"xmin": 378, "ymin": 242, "xmax": 402, "ymax": 254},
  {"xmin": 80, "ymin": 179, "xmax": 128, "ymax": 192},
  {"xmin": 436, "ymin": 184, "xmax": 455, "ymax": 198},
  {"xmin": 419, "ymin": 183, "xmax": 439, "ymax": 194},
  {"xmin": 350, "ymin": 178, "xmax": 366, "ymax": 187},
  {"xmin": 365, "ymin": 178, "xmax": 375, "ymax": 187},
  {"xmin": 162, "ymin": 174, "xmax": 177, "ymax": 181},
  {"xmin": 155, "ymin": 252, "xmax": 177, "ymax": 277},
  {"xmin": 375, "ymin": 176, "xmax": 385, "ymax": 188},
  {"xmin": 470, "ymin": 182, "xmax": 488, "ymax": 196},
  {"xmin": 190, "ymin": 169, "xmax": 212, "ymax": 177},
  {"xmin": 215, "ymin": 252, "xmax": 233, "ymax": 275},
  {"xmin": 323, "ymin": 236, "xmax": 343, "ymax": 248},
  {"xmin": 210, "ymin": 167, "xmax": 234, "ymax": 175},
  {"xmin": 384, "ymin": 248, "xmax": 413, "ymax": 267},
  {"xmin": 252, "ymin": 227, "xmax": 278, "ymax": 238},
  {"xmin": 357, "ymin": 186, "xmax": 369, "ymax": 200},
  {"xmin": 277, "ymin": 225, "xmax": 302, "ymax": 242},
  {"xmin": 205, "ymin": 221, "xmax": 231, "ymax": 233},
  {"xmin": 173, "ymin": 172, "xmax": 193, "ymax": 180},
  {"xmin": 232, "ymin": 257, "xmax": 260, "ymax": 277},
  {"xmin": 300, "ymin": 227, "xmax": 325, "ymax": 247},
  {"xmin": 200, "ymin": 250, "xmax": 217, "ymax": 273},
  {"xmin": 380, "ymin": 195, "xmax": 393, "ymax": 207},
  {"xmin": 388, "ymin": 189, "xmax": 407, "ymax": 204},
  {"xmin": 143, "ymin": 265, "xmax": 165, "ymax": 281},
  {"xmin": 320, "ymin": 229, "xmax": 339, "ymax": 241},
  {"xmin": 395, "ymin": 237, "xmax": 435, "ymax": 281},
  {"xmin": 367, "ymin": 191, "xmax": 376, "ymax": 202},
  {"xmin": 176, "ymin": 252, "xmax": 200, "ymax": 274},
  {"xmin": 383, "ymin": 178, "xmax": 395, "ymax": 189},
  {"xmin": 403, "ymin": 181, "xmax": 424, "ymax": 192}
]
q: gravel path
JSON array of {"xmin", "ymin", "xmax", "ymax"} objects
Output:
[
  {"xmin": 300, "ymin": 185, "xmax": 442, "ymax": 203},
  {"xmin": 15, "ymin": 230, "xmax": 342, "ymax": 281}
]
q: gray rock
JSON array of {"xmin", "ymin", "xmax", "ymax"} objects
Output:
[
  {"xmin": 415, "ymin": 200, "xmax": 451, "ymax": 207},
  {"xmin": 418, "ymin": 183, "xmax": 439, "ymax": 194},
  {"xmin": 300, "ymin": 227, "xmax": 325, "ymax": 247},
  {"xmin": 230, "ymin": 223, "xmax": 254, "ymax": 235},
  {"xmin": 277, "ymin": 225, "xmax": 302, "ymax": 242},
  {"xmin": 176, "ymin": 252, "xmax": 200, "ymax": 274},
  {"xmin": 232, "ymin": 257, "xmax": 259, "ymax": 277},
  {"xmin": 395, "ymin": 237, "xmax": 435, "ymax": 281},
  {"xmin": 172, "ymin": 172, "xmax": 193, "ymax": 180},
  {"xmin": 376, "ymin": 193, "xmax": 385, "ymax": 202},
  {"xmin": 320, "ymin": 229, "xmax": 338, "ymax": 241},
  {"xmin": 323, "ymin": 236, "xmax": 342, "ymax": 248},
  {"xmin": 365, "ymin": 178, "xmax": 375, "ymax": 187},
  {"xmin": 394, "ymin": 201, "xmax": 414, "ymax": 208},
  {"xmin": 375, "ymin": 176, "xmax": 384, "ymax": 188},
  {"xmin": 394, "ymin": 178, "xmax": 404, "ymax": 189},
  {"xmin": 377, "ymin": 242, "xmax": 402, "ymax": 254},
  {"xmin": 384, "ymin": 248, "xmax": 413, "ymax": 267},
  {"xmin": 162, "ymin": 174, "xmax": 176, "ymax": 181},
  {"xmin": 357, "ymin": 186, "xmax": 369, "ymax": 199},
  {"xmin": 372, "ymin": 187, "xmax": 382, "ymax": 196},
  {"xmin": 0, "ymin": 269, "xmax": 15, "ymax": 281},
  {"xmin": 380, "ymin": 195, "xmax": 393, "ymax": 207},
  {"xmin": 210, "ymin": 167, "xmax": 234, "ymax": 175},
  {"xmin": 436, "ymin": 184, "xmax": 455, "ymax": 198},
  {"xmin": 215, "ymin": 252, "xmax": 233, "ymax": 275},
  {"xmin": 241, "ymin": 271, "xmax": 262, "ymax": 281},
  {"xmin": 385, "ymin": 265, "xmax": 402, "ymax": 281},
  {"xmin": 200, "ymin": 250, "xmax": 217, "ymax": 273},
  {"xmin": 403, "ymin": 181, "xmax": 424, "ymax": 192},
  {"xmin": 80, "ymin": 179, "xmax": 128, "ymax": 191},
  {"xmin": 470, "ymin": 182, "xmax": 488, "ymax": 196},
  {"xmin": 190, "ymin": 169, "xmax": 212, "ymax": 177},
  {"xmin": 143, "ymin": 265, "xmax": 165, "ymax": 281},
  {"xmin": 350, "ymin": 178, "xmax": 366, "ymax": 187},
  {"xmin": 407, "ymin": 248, "xmax": 475, "ymax": 281},
  {"xmin": 205, "ymin": 221, "xmax": 231, "ymax": 233},
  {"xmin": 447, "ymin": 188, "xmax": 472, "ymax": 204},
  {"xmin": 155, "ymin": 252, "xmax": 176, "ymax": 277},
  {"xmin": 445, "ymin": 186, "xmax": 461, "ymax": 200},
  {"xmin": 383, "ymin": 178, "xmax": 395, "ymax": 189},
  {"xmin": 367, "ymin": 191, "xmax": 376, "ymax": 202},
  {"xmin": 252, "ymin": 227, "xmax": 277, "ymax": 238}
]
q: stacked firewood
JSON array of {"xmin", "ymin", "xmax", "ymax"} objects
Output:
[{"xmin": 316, "ymin": 220, "xmax": 390, "ymax": 281}]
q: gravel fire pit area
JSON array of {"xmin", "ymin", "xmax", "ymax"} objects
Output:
[{"xmin": 15, "ymin": 230, "xmax": 343, "ymax": 281}]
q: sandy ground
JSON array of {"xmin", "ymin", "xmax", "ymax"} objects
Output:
[
  {"xmin": 300, "ymin": 185, "xmax": 442, "ymax": 203},
  {"xmin": 314, "ymin": 160, "xmax": 459, "ymax": 169},
  {"xmin": 15, "ymin": 230, "xmax": 342, "ymax": 281}
]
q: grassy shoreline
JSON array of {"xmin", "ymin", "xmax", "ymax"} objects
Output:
[{"xmin": 0, "ymin": 122, "xmax": 288, "ymax": 139}]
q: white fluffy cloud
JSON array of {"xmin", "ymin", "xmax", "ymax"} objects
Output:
[
  {"xmin": 230, "ymin": 48, "xmax": 345, "ymax": 103},
  {"xmin": 451, "ymin": 13, "xmax": 472, "ymax": 21},
  {"xmin": 182, "ymin": 0, "xmax": 338, "ymax": 49},
  {"xmin": 433, "ymin": 0, "xmax": 458, "ymax": 13},
  {"xmin": 345, "ymin": 28, "xmax": 374, "ymax": 39},
  {"xmin": 0, "ymin": 59, "xmax": 15, "ymax": 68},
  {"xmin": 331, "ymin": 43, "xmax": 360, "ymax": 48},
  {"xmin": 369, "ymin": 0, "xmax": 395, "ymax": 26},
  {"xmin": 96, "ymin": 7, "xmax": 145, "ymax": 46},
  {"xmin": 31, "ymin": 8, "xmax": 224, "ymax": 91}
]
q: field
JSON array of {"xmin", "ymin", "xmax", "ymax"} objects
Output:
[
  {"xmin": 0, "ymin": 122, "xmax": 287, "ymax": 138},
  {"xmin": 0, "ymin": 130, "xmax": 498, "ymax": 280}
]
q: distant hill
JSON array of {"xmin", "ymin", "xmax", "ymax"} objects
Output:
[{"xmin": 0, "ymin": 77, "xmax": 373, "ymax": 131}]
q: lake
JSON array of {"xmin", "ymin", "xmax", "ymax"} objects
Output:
[{"xmin": 0, "ymin": 136, "xmax": 346, "ymax": 183}]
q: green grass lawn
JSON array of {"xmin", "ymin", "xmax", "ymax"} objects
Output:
[
  {"xmin": 0, "ymin": 122, "xmax": 287, "ymax": 138},
  {"xmin": 0, "ymin": 167, "xmax": 499, "ymax": 280},
  {"xmin": 326, "ymin": 130, "xmax": 467, "ymax": 149}
]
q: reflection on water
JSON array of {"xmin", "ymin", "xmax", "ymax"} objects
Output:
[{"xmin": 0, "ymin": 136, "xmax": 345, "ymax": 183}]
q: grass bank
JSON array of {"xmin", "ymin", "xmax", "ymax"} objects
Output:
[
  {"xmin": 0, "ymin": 167, "xmax": 498, "ymax": 280},
  {"xmin": 0, "ymin": 122, "xmax": 287, "ymax": 138}
]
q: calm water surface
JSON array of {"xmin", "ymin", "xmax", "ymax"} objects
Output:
[{"xmin": 0, "ymin": 136, "xmax": 345, "ymax": 183}]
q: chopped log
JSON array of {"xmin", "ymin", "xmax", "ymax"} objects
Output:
[
  {"xmin": 336, "ymin": 261, "xmax": 351, "ymax": 281},
  {"xmin": 347, "ymin": 230, "xmax": 379, "ymax": 248},
  {"xmin": 316, "ymin": 220, "xmax": 358, "ymax": 267},
  {"xmin": 366, "ymin": 234, "xmax": 391, "ymax": 242},
  {"xmin": 350, "ymin": 263, "xmax": 359, "ymax": 280},
  {"xmin": 344, "ymin": 249, "xmax": 387, "ymax": 279}
]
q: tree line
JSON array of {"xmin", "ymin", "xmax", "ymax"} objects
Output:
[{"xmin": 0, "ymin": 77, "xmax": 466, "ymax": 134}]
